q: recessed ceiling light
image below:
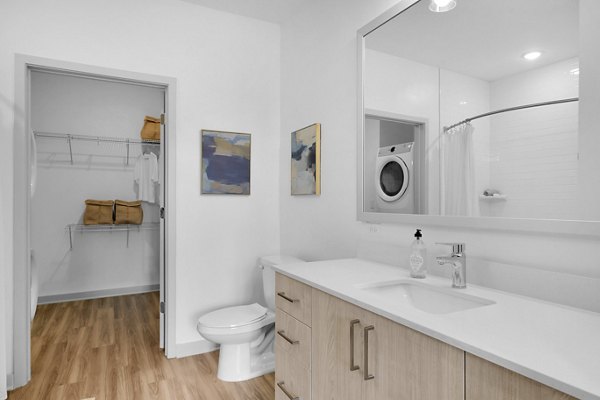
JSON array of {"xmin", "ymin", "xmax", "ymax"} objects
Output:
[
  {"xmin": 570, "ymin": 68, "xmax": 580, "ymax": 75},
  {"xmin": 522, "ymin": 51, "xmax": 542, "ymax": 61},
  {"xmin": 459, "ymin": 101, "xmax": 468, "ymax": 105},
  {"xmin": 429, "ymin": 0, "xmax": 457, "ymax": 13}
]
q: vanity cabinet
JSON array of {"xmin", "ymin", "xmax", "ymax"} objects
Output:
[
  {"xmin": 465, "ymin": 354, "xmax": 576, "ymax": 400},
  {"xmin": 311, "ymin": 288, "xmax": 464, "ymax": 400},
  {"xmin": 276, "ymin": 273, "xmax": 575, "ymax": 400},
  {"xmin": 276, "ymin": 272, "xmax": 312, "ymax": 326},
  {"xmin": 275, "ymin": 274, "xmax": 312, "ymax": 400}
]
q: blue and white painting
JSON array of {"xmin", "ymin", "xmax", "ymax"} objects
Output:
[
  {"xmin": 291, "ymin": 123, "xmax": 321, "ymax": 195},
  {"xmin": 201, "ymin": 130, "xmax": 251, "ymax": 194}
]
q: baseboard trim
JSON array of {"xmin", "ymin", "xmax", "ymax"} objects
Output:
[
  {"xmin": 176, "ymin": 339, "xmax": 218, "ymax": 358},
  {"xmin": 38, "ymin": 284, "xmax": 160, "ymax": 305}
]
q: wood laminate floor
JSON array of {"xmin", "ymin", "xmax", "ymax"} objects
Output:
[{"xmin": 8, "ymin": 292, "xmax": 275, "ymax": 400}]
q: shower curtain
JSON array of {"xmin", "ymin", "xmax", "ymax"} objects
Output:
[{"xmin": 442, "ymin": 123, "xmax": 478, "ymax": 216}]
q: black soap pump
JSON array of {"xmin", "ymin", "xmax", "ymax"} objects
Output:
[{"xmin": 409, "ymin": 229, "xmax": 427, "ymax": 278}]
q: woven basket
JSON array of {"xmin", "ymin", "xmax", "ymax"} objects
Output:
[
  {"xmin": 114, "ymin": 200, "xmax": 143, "ymax": 225},
  {"xmin": 83, "ymin": 200, "xmax": 114, "ymax": 225},
  {"xmin": 140, "ymin": 116, "xmax": 161, "ymax": 141}
]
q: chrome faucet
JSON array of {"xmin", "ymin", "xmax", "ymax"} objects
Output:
[{"xmin": 435, "ymin": 243, "xmax": 466, "ymax": 289}]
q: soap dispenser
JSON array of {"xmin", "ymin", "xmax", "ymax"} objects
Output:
[{"xmin": 409, "ymin": 229, "xmax": 427, "ymax": 278}]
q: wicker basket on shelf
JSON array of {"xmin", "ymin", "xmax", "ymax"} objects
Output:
[
  {"xmin": 114, "ymin": 200, "xmax": 143, "ymax": 225},
  {"xmin": 83, "ymin": 200, "xmax": 114, "ymax": 225}
]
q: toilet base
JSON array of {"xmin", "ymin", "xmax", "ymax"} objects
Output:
[{"xmin": 217, "ymin": 342, "xmax": 275, "ymax": 382}]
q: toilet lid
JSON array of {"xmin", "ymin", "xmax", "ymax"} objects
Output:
[{"xmin": 197, "ymin": 303, "xmax": 268, "ymax": 329}]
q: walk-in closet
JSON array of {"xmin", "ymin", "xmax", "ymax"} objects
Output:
[{"xmin": 30, "ymin": 69, "xmax": 165, "ymax": 328}]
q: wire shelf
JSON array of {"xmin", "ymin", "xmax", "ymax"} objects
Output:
[
  {"xmin": 66, "ymin": 222, "xmax": 160, "ymax": 249},
  {"xmin": 34, "ymin": 131, "xmax": 160, "ymax": 165}
]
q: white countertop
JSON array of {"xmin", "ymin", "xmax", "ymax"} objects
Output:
[{"xmin": 272, "ymin": 258, "xmax": 600, "ymax": 400}]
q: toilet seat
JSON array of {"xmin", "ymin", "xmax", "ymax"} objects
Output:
[{"xmin": 198, "ymin": 303, "xmax": 267, "ymax": 329}]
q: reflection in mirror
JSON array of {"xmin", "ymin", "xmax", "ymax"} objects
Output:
[{"xmin": 361, "ymin": 0, "xmax": 600, "ymax": 222}]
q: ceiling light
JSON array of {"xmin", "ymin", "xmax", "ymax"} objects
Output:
[
  {"xmin": 570, "ymin": 68, "xmax": 580, "ymax": 75},
  {"xmin": 522, "ymin": 51, "xmax": 542, "ymax": 61},
  {"xmin": 429, "ymin": 0, "xmax": 457, "ymax": 13}
]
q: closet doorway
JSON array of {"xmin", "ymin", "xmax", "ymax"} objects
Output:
[{"xmin": 12, "ymin": 56, "xmax": 177, "ymax": 388}]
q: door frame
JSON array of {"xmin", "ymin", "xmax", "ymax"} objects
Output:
[{"xmin": 12, "ymin": 54, "xmax": 178, "ymax": 388}]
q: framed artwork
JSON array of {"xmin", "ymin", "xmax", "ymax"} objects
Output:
[
  {"xmin": 291, "ymin": 123, "xmax": 321, "ymax": 195},
  {"xmin": 201, "ymin": 130, "xmax": 251, "ymax": 195}
]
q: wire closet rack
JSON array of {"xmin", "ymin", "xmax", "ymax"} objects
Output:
[
  {"xmin": 33, "ymin": 131, "xmax": 160, "ymax": 165},
  {"xmin": 66, "ymin": 222, "xmax": 160, "ymax": 250}
]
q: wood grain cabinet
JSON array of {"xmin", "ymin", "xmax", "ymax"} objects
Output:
[
  {"xmin": 465, "ymin": 354, "xmax": 576, "ymax": 400},
  {"xmin": 276, "ymin": 273, "xmax": 312, "ymax": 326},
  {"xmin": 311, "ymin": 288, "xmax": 464, "ymax": 400},
  {"xmin": 276, "ymin": 274, "xmax": 575, "ymax": 400},
  {"xmin": 275, "ymin": 273, "xmax": 312, "ymax": 400}
]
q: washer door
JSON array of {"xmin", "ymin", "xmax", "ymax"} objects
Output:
[{"xmin": 376, "ymin": 155, "xmax": 409, "ymax": 202}]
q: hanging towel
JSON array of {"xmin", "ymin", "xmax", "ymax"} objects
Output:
[{"xmin": 134, "ymin": 152, "xmax": 159, "ymax": 203}]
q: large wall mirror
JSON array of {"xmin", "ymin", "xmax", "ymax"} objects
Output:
[{"xmin": 357, "ymin": 0, "xmax": 600, "ymax": 235}]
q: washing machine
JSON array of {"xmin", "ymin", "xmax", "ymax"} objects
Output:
[{"xmin": 375, "ymin": 142, "xmax": 415, "ymax": 213}]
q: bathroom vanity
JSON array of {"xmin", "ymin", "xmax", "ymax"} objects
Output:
[{"xmin": 273, "ymin": 259, "xmax": 599, "ymax": 400}]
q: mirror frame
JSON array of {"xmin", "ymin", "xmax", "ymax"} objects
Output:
[{"xmin": 357, "ymin": 0, "xmax": 600, "ymax": 236}]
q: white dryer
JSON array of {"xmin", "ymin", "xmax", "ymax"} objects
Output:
[{"xmin": 375, "ymin": 142, "xmax": 415, "ymax": 213}]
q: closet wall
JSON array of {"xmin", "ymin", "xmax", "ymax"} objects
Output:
[{"xmin": 31, "ymin": 71, "xmax": 164, "ymax": 300}]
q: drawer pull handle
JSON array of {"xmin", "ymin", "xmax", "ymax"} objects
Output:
[
  {"xmin": 350, "ymin": 319, "xmax": 360, "ymax": 371},
  {"xmin": 277, "ymin": 330, "xmax": 299, "ymax": 345},
  {"xmin": 277, "ymin": 381, "xmax": 299, "ymax": 400},
  {"xmin": 277, "ymin": 291, "xmax": 300, "ymax": 304},
  {"xmin": 364, "ymin": 325, "xmax": 375, "ymax": 381}
]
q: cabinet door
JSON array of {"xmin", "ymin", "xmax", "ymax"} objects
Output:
[
  {"xmin": 365, "ymin": 313, "xmax": 464, "ymax": 400},
  {"xmin": 337, "ymin": 297, "xmax": 371, "ymax": 400},
  {"xmin": 312, "ymin": 288, "xmax": 464, "ymax": 400},
  {"xmin": 311, "ymin": 288, "xmax": 339, "ymax": 400},
  {"xmin": 312, "ymin": 289, "xmax": 365, "ymax": 400},
  {"xmin": 466, "ymin": 354, "xmax": 576, "ymax": 400}
]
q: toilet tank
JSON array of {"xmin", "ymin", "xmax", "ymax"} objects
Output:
[{"xmin": 260, "ymin": 255, "xmax": 304, "ymax": 310}]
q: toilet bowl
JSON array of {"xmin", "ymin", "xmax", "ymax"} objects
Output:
[{"xmin": 197, "ymin": 255, "xmax": 304, "ymax": 382}]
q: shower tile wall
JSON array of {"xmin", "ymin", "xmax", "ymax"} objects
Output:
[{"xmin": 488, "ymin": 58, "xmax": 580, "ymax": 219}]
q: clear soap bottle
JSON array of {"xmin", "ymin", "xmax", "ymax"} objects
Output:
[{"xmin": 409, "ymin": 229, "xmax": 427, "ymax": 278}]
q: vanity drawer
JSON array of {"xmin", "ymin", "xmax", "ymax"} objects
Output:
[
  {"xmin": 276, "ymin": 309, "xmax": 311, "ymax": 370},
  {"xmin": 276, "ymin": 273, "xmax": 312, "ymax": 326},
  {"xmin": 276, "ymin": 340, "xmax": 311, "ymax": 400}
]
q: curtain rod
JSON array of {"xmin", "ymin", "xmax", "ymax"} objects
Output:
[{"xmin": 443, "ymin": 97, "xmax": 579, "ymax": 132}]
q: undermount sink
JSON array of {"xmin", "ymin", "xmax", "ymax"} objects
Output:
[{"xmin": 357, "ymin": 279, "xmax": 495, "ymax": 314}]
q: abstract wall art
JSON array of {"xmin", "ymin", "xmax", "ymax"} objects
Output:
[
  {"xmin": 291, "ymin": 123, "xmax": 321, "ymax": 195},
  {"xmin": 201, "ymin": 130, "xmax": 251, "ymax": 195}
]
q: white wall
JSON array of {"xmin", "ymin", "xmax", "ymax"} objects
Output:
[
  {"xmin": 31, "ymin": 71, "xmax": 162, "ymax": 298},
  {"xmin": 1, "ymin": 0, "xmax": 281, "ymax": 379},
  {"xmin": 489, "ymin": 58, "xmax": 579, "ymax": 219},
  {"xmin": 280, "ymin": 0, "xmax": 600, "ymax": 311},
  {"xmin": 279, "ymin": 0, "xmax": 400, "ymax": 263}
]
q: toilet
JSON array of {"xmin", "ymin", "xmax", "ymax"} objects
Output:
[{"xmin": 197, "ymin": 255, "xmax": 304, "ymax": 382}]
